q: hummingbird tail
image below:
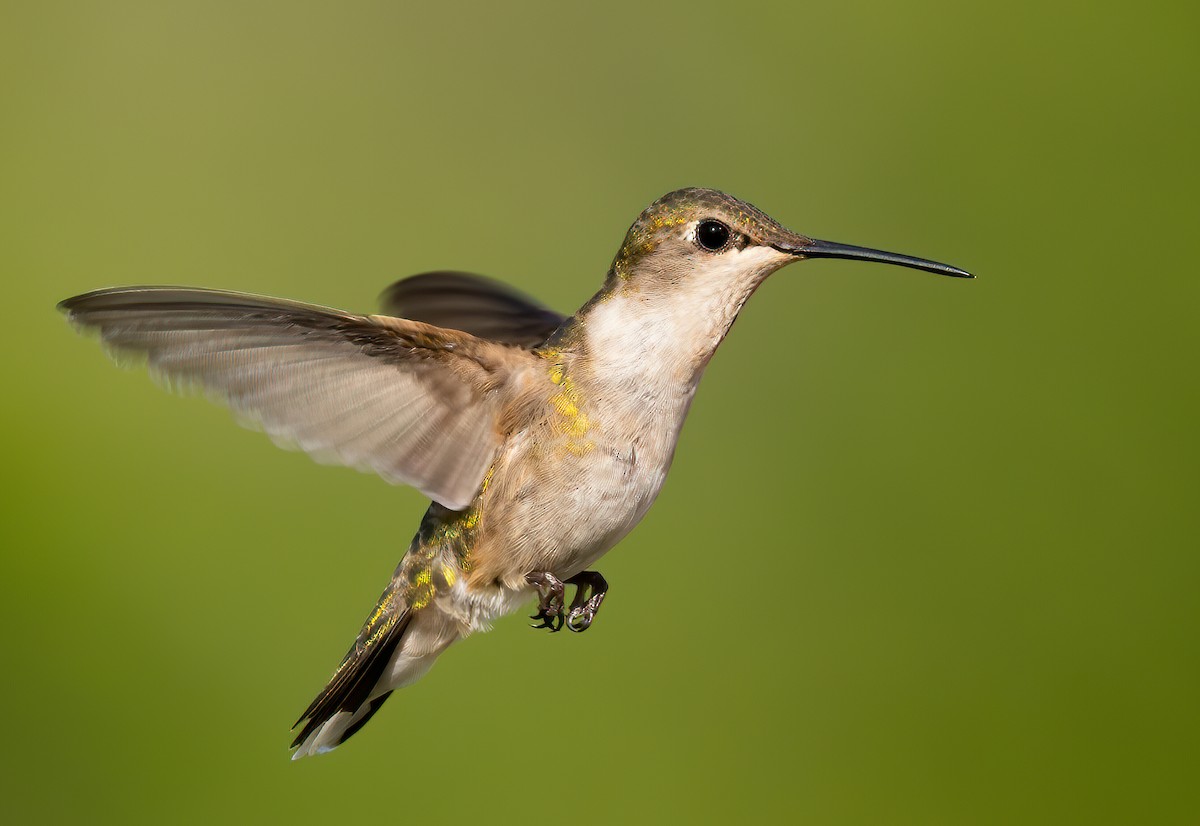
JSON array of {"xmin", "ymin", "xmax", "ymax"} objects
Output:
[
  {"xmin": 290, "ymin": 598, "xmax": 460, "ymax": 759},
  {"xmin": 290, "ymin": 607, "xmax": 414, "ymax": 759}
]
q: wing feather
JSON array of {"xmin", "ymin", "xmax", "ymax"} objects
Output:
[
  {"xmin": 59, "ymin": 286, "xmax": 536, "ymax": 510},
  {"xmin": 379, "ymin": 271, "xmax": 566, "ymax": 348}
]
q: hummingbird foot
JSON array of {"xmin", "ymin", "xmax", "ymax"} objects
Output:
[
  {"xmin": 526, "ymin": 571, "xmax": 566, "ymax": 632},
  {"xmin": 565, "ymin": 571, "xmax": 608, "ymax": 633}
]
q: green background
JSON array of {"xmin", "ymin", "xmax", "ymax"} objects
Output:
[{"xmin": 3, "ymin": 1, "xmax": 1196, "ymax": 823}]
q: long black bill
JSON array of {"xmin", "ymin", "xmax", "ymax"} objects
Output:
[{"xmin": 775, "ymin": 238, "xmax": 973, "ymax": 278}]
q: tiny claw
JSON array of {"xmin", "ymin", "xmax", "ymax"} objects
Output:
[
  {"xmin": 530, "ymin": 608, "xmax": 564, "ymax": 632},
  {"xmin": 566, "ymin": 608, "xmax": 593, "ymax": 633},
  {"xmin": 525, "ymin": 570, "xmax": 567, "ymax": 632}
]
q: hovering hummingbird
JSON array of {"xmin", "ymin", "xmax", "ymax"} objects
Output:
[{"xmin": 59, "ymin": 188, "xmax": 971, "ymax": 758}]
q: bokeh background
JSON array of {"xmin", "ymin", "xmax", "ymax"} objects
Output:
[{"xmin": 2, "ymin": 1, "xmax": 1196, "ymax": 823}]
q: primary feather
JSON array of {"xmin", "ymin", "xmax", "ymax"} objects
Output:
[{"xmin": 59, "ymin": 287, "xmax": 530, "ymax": 510}]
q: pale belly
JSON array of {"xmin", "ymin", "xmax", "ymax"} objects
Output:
[
  {"xmin": 480, "ymin": 424, "xmax": 677, "ymax": 587},
  {"xmin": 549, "ymin": 447, "xmax": 668, "ymax": 576}
]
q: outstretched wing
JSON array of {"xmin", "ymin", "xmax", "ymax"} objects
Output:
[
  {"xmin": 379, "ymin": 271, "xmax": 566, "ymax": 348},
  {"xmin": 59, "ymin": 287, "xmax": 531, "ymax": 510}
]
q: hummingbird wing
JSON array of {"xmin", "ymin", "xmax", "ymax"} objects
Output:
[
  {"xmin": 379, "ymin": 271, "xmax": 566, "ymax": 348},
  {"xmin": 59, "ymin": 287, "xmax": 535, "ymax": 511}
]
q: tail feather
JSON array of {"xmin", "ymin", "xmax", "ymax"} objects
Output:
[
  {"xmin": 290, "ymin": 691, "xmax": 395, "ymax": 760},
  {"xmin": 290, "ymin": 507, "xmax": 472, "ymax": 759},
  {"xmin": 291, "ymin": 606, "xmax": 412, "ymax": 755},
  {"xmin": 339, "ymin": 691, "xmax": 393, "ymax": 745}
]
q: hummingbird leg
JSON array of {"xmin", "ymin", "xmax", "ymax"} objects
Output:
[
  {"xmin": 525, "ymin": 571, "xmax": 566, "ymax": 632},
  {"xmin": 565, "ymin": 571, "xmax": 608, "ymax": 633}
]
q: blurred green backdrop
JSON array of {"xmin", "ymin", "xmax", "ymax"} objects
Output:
[{"xmin": 2, "ymin": 1, "xmax": 1196, "ymax": 823}]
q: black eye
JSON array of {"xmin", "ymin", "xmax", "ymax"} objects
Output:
[{"xmin": 696, "ymin": 219, "xmax": 731, "ymax": 252}]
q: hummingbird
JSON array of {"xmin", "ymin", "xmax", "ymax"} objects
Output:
[{"xmin": 59, "ymin": 188, "xmax": 971, "ymax": 758}]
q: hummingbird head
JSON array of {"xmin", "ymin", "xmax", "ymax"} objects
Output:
[
  {"xmin": 608, "ymin": 187, "xmax": 971, "ymax": 292},
  {"xmin": 575, "ymin": 187, "xmax": 970, "ymax": 391}
]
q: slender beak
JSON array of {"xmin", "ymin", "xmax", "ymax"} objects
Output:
[{"xmin": 773, "ymin": 237, "xmax": 973, "ymax": 278}]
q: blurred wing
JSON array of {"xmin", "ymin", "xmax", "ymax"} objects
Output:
[
  {"xmin": 379, "ymin": 271, "xmax": 566, "ymax": 348},
  {"xmin": 59, "ymin": 287, "xmax": 531, "ymax": 510}
]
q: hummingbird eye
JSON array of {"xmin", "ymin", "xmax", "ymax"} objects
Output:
[{"xmin": 696, "ymin": 219, "xmax": 731, "ymax": 252}]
